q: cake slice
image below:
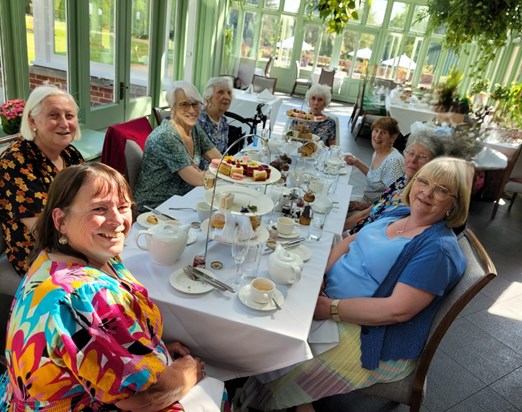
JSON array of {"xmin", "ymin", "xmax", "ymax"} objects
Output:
[{"xmin": 253, "ymin": 169, "xmax": 267, "ymax": 181}]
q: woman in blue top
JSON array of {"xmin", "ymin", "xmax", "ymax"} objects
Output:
[
  {"xmin": 243, "ymin": 157, "xmax": 473, "ymax": 411},
  {"xmin": 134, "ymin": 81, "xmax": 222, "ymax": 212}
]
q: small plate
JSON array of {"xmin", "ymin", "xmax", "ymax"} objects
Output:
[
  {"xmin": 204, "ymin": 185, "xmax": 274, "ymax": 216},
  {"xmin": 187, "ymin": 229, "xmax": 198, "ymax": 245},
  {"xmin": 238, "ymin": 285, "xmax": 284, "ymax": 311},
  {"xmin": 201, "ymin": 219, "xmax": 269, "ymax": 245},
  {"xmin": 275, "ymin": 226, "xmax": 301, "ymax": 239},
  {"xmin": 136, "ymin": 211, "xmax": 161, "ymax": 228},
  {"xmin": 292, "ymin": 245, "xmax": 311, "ymax": 262},
  {"xmin": 169, "ymin": 268, "xmax": 214, "ymax": 294}
]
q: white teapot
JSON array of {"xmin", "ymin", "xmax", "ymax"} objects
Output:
[
  {"xmin": 136, "ymin": 221, "xmax": 189, "ymax": 265},
  {"xmin": 268, "ymin": 244, "xmax": 304, "ymax": 285}
]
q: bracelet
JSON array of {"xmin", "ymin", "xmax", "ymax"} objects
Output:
[{"xmin": 330, "ymin": 299, "xmax": 341, "ymax": 322}]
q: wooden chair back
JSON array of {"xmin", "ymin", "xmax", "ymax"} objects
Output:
[
  {"xmin": 252, "ymin": 75, "xmax": 277, "ymax": 94},
  {"xmin": 490, "ymin": 144, "xmax": 522, "ymax": 219},
  {"xmin": 318, "ymin": 68, "xmax": 336, "ymax": 89},
  {"xmin": 152, "ymin": 105, "xmax": 171, "ymax": 126},
  {"xmin": 264, "ymin": 56, "xmax": 274, "ymax": 76},
  {"xmin": 358, "ymin": 228, "xmax": 497, "ymax": 411}
]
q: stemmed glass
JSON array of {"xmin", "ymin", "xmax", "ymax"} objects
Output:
[
  {"xmin": 230, "ymin": 226, "xmax": 251, "ymax": 288},
  {"xmin": 267, "ymin": 182, "xmax": 284, "ymax": 226}
]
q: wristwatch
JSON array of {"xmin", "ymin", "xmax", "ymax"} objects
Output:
[{"xmin": 330, "ymin": 299, "xmax": 341, "ymax": 322}]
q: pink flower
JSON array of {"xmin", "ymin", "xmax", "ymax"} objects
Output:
[{"xmin": 0, "ymin": 99, "xmax": 26, "ymax": 121}]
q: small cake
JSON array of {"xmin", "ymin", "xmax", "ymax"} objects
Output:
[
  {"xmin": 218, "ymin": 161, "xmax": 233, "ymax": 176},
  {"xmin": 193, "ymin": 254, "xmax": 206, "ymax": 268},
  {"xmin": 146, "ymin": 214, "xmax": 159, "ymax": 225},
  {"xmin": 231, "ymin": 172, "xmax": 244, "ymax": 180},
  {"xmin": 298, "ymin": 141, "xmax": 316, "ymax": 157},
  {"xmin": 261, "ymin": 164, "xmax": 272, "ymax": 179},
  {"xmin": 210, "ymin": 158, "xmax": 221, "ymax": 167},
  {"xmin": 253, "ymin": 169, "xmax": 267, "ymax": 181},
  {"xmin": 299, "ymin": 133, "xmax": 313, "ymax": 140},
  {"xmin": 245, "ymin": 161, "xmax": 259, "ymax": 177},
  {"xmin": 219, "ymin": 192, "xmax": 235, "ymax": 210},
  {"xmin": 210, "ymin": 213, "xmax": 226, "ymax": 229},
  {"xmin": 230, "ymin": 165, "xmax": 244, "ymax": 176}
]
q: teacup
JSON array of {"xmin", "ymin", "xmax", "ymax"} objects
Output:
[
  {"xmin": 309, "ymin": 179, "xmax": 324, "ymax": 194},
  {"xmin": 277, "ymin": 216, "xmax": 296, "ymax": 235},
  {"xmin": 249, "ymin": 278, "xmax": 275, "ymax": 304},
  {"xmin": 196, "ymin": 201, "xmax": 212, "ymax": 222}
]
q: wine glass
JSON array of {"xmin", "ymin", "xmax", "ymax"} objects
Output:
[
  {"xmin": 203, "ymin": 167, "xmax": 216, "ymax": 190},
  {"xmin": 267, "ymin": 182, "xmax": 284, "ymax": 226},
  {"xmin": 230, "ymin": 226, "xmax": 251, "ymax": 288}
]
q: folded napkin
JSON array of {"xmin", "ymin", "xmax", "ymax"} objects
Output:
[
  {"xmin": 179, "ymin": 376, "xmax": 224, "ymax": 412},
  {"xmin": 308, "ymin": 319, "xmax": 340, "ymax": 356},
  {"xmin": 258, "ymin": 89, "xmax": 274, "ymax": 101},
  {"xmin": 214, "ymin": 214, "xmax": 255, "ymax": 243}
]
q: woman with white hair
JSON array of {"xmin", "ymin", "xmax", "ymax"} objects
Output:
[
  {"xmin": 0, "ymin": 85, "xmax": 84, "ymax": 276},
  {"xmin": 290, "ymin": 83, "xmax": 337, "ymax": 146},
  {"xmin": 198, "ymin": 76, "xmax": 234, "ymax": 154},
  {"xmin": 134, "ymin": 80, "xmax": 221, "ymax": 212}
]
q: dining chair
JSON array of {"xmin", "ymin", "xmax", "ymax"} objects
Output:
[
  {"xmin": 252, "ymin": 74, "xmax": 277, "ymax": 94},
  {"xmin": 354, "ymin": 228, "xmax": 496, "ymax": 411},
  {"xmin": 317, "ymin": 67, "xmax": 336, "ymax": 89},
  {"xmin": 237, "ymin": 58, "xmax": 257, "ymax": 89},
  {"xmin": 291, "ymin": 60, "xmax": 312, "ymax": 96},
  {"xmin": 152, "ymin": 105, "xmax": 171, "ymax": 126},
  {"xmin": 124, "ymin": 140, "xmax": 144, "ymax": 192},
  {"xmin": 490, "ymin": 144, "xmax": 522, "ymax": 219},
  {"xmin": 264, "ymin": 56, "xmax": 274, "ymax": 77}
]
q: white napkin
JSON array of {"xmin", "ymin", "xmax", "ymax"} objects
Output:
[
  {"xmin": 179, "ymin": 376, "xmax": 224, "ymax": 412},
  {"xmin": 308, "ymin": 319, "xmax": 340, "ymax": 352},
  {"xmin": 258, "ymin": 89, "xmax": 273, "ymax": 101},
  {"xmin": 214, "ymin": 214, "xmax": 255, "ymax": 243}
]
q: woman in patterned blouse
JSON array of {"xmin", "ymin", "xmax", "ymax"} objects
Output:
[
  {"xmin": 0, "ymin": 163, "xmax": 207, "ymax": 411},
  {"xmin": 198, "ymin": 76, "xmax": 234, "ymax": 155},
  {"xmin": 0, "ymin": 85, "xmax": 84, "ymax": 276},
  {"xmin": 134, "ymin": 81, "xmax": 222, "ymax": 212},
  {"xmin": 289, "ymin": 83, "xmax": 337, "ymax": 146}
]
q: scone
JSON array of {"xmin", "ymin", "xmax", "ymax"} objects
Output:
[
  {"xmin": 210, "ymin": 213, "xmax": 225, "ymax": 229},
  {"xmin": 146, "ymin": 214, "xmax": 159, "ymax": 225}
]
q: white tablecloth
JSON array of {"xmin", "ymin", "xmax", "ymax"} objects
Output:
[
  {"xmin": 228, "ymin": 90, "xmax": 282, "ymax": 135},
  {"xmin": 121, "ymin": 184, "xmax": 348, "ymax": 380},
  {"xmin": 386, "ymin": 96, "xmax": 436, "ymax": 135}
]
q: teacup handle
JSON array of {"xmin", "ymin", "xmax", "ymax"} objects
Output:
[{"xmin": 135, "ymin": 230, "xmax": 152, "ymax": 251}]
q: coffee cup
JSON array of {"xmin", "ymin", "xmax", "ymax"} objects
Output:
[
  {"xmin": 196, "ymin": 201, "xmax": 212, "ymax": 222},
  {"xmin": 277, "ymin": 216, "xmax": 296, "ymax": 235},
  {"xmin": 249, "ymin": 278, "xmax": 275, "ymax": 304}
]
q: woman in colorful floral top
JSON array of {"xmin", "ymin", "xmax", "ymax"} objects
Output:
[
  {"xmin": 289, "ymin": 83, "xmax": 337, "ymax": 146},
  {"xmin": 198, "ymin": 76, "xmax": 234, "ymax": 156},
  {"xmin": 0, "ymin": 163, "xmax": 206, "ymax": 411},
  {"xmin": 345, "ymin": 129, "xmax": 454, "ymax": 235},
  {"xmin": 0, "ymin": 85, "xmax": 84, "ymax": 276},
  {"xmin": 134, "ymin": 81, "xmax": 221, "ymax": 212}
]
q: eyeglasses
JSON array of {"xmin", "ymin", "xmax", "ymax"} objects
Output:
[
  {"xmin": 413, "ymin": 176, "xmax": 457, "ymax": 200},
  {"xmin": 178, "ymin": 102, "xmax": 201, "ymax": 111},
  {"xmin": 404, "ymin": 149, "xmax": 431, "ymax": 163}
]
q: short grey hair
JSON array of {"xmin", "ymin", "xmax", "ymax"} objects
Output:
[
  {"xmin": 305, "ymin": 83, "xmax": 332, "ymax": 107},
  {"xmin": 203, "ymin": 77, "xmax": 234, "ymax": 106},
  {"xmin": 406, "ymin": 127, "xmax": 471, "ymax": 160},
  {"xmin": 166, "ymin": 80, "xmax": 203, "ymax": 109},
  {"xmin": 21, "ymin": 85, "xmax": 81, "ymax": 141}
]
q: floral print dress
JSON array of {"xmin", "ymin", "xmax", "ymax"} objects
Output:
[{"xmin": 0, "ymin": 251, "xmax": 179, "ymax": 411}]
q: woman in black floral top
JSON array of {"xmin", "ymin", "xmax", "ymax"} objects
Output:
[
  {"xmin": 289, "ymin": 83, "xmax": 337, "ymax": 146},
  {"xmin": 0, "ymin": 85, "xmax": 84, "ymax": 276}
]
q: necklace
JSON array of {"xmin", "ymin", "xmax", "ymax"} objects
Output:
[{"xmin": 395, "ymin": 217, "xmax": 410, "ymax": 234}]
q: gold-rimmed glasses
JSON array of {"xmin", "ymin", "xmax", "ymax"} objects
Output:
[
  {"xmin": 413, "ymin": 176, "xmax": 457, "ymax": 200},
  {"xmin": 404, "ymin": 149, "xmax": 431, "ymax": 164},
  {"xmin": 178, "ymin": 101, "xmax": 202, "ymax": 112}
]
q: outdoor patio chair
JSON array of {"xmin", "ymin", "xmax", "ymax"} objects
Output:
[{"xmin": 317, "ymin": 67, "xmax": 336, "ymax": 89}]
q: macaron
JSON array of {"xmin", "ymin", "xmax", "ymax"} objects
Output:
[
  {"xmin": 211, "ymin": 158, "xmax": 221, "ymax": 167},
  {"xmin": 231, "ymin": 172, "xmax": 244, "ymax": 180}
]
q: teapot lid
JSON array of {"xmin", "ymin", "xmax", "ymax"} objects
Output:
[
  {"xmin": 274, "ymin": 244, "xmax": 299, "ymax": 262},
  {"xmin": 150, "ymin": 221, "xmax": 188, "ymax": 237}
]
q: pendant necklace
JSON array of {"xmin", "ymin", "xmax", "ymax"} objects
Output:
[{"xmin": 395, "ymin": 217, "xmax": 410, "ymax": 234}]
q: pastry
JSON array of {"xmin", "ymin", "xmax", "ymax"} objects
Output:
[
  {"xmin": 298, "ymin": 142, "xmax": 316, "ymax": 157},
  {"xmin": 210, "ymin": 158, "xmax": 221, "ymax": 167},
  {"xmin": 231, "ymin": 172, "xmax": 244, "ymax": 180},
  {"xmin": 218, "ymin": 162, "xmax": 232, "ymax": 176},
  {"xmin": 253, "ymin": 169, "xmax": 267, "ymax": 181},
  {"xmin": 146, "ymin": 214, "xmax": 159, "ymax": 225},
  {"xmin": 210, "ymin": 213, "xmax": 225, "ymax": 229},
  {"xmin": 249, "ymin": 215, "xmax": 260, "ymax": 231},
  {"xmin": 230, "ymin": 166, "xmax": 244, "ymax": 176},
  {"xmin": 219, "ymin": 192, "xmax": 235, "ymax": 210}
]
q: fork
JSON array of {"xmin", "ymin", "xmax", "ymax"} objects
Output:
[{"xmin": 169, "ymin": 207, "xmax": 197, "ymax": 212}]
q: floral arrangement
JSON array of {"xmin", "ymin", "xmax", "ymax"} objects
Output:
[{"xmin": 0, "ymin": 98, "xmax": 25, "ymax": 135}]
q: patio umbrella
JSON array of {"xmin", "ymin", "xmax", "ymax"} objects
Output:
[
  {"xmin": 348, "ymin": 47, "xmax": 372, "ymax": 60},
  {"xmin": 276, "ymin": 36, "xmax": 314, "ymax": 51},
  {"xmin": 381, "ymin": 54, "xmax": 417, "ymax": 69}
]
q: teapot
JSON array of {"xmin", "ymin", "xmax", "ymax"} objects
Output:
[
  {"xmin": 136, "ymin": 221, "xmax": 190, "ymax": 265},
  {"xmin": 268, "ymin": 244, "xmax": 304, "ymax": 285}
]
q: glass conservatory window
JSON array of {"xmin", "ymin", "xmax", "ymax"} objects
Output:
[
  {"xmin": 389, "ymin": 2, "xmax": 409, "ymax": 30},
  {"xmin": 274, "ymin": 15, "xmax": 296, "ymax": 68},
  {"xmin": 259, "ymin": 14, "xmax": 279, "ymax": 60},
  {"xmin": 367, "ymin": 0, "xmax": 387, "ymax": 27}
]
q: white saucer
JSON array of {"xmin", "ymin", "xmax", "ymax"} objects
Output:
[
  {"xmin": 169, "ymin": 268, "xmax": 214, "ymax": 294},
  {"xmin": 201, "ymin": 219, "xmax": 269, "ymax": 245},
  {"xmin": 238, "ymin": 285, "xmax": 284, "ymax": 311},
  {"xmin": 136, "ymin": 211, "xmax": 159, "ymax": 228},
  {"xmin": 292, "ymin": 245, "xmax": 311, "ymax": 261},
  {"xmin": 187, "ymin": 229, "xmax": 198, "ymax": 245},
  {"xmin": 276, "ymin": 227, "xmax": 301, "ymax": 239}
]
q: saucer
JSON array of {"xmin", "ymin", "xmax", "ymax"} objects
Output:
[
  {"xmin": 169, "ymin": 268, "xmax": 214, "ymax": 294},
  {"xmin": 292, "ymin": 245, "xmax": 311, "ymax": 262},
  {"xmin": 238, "ymin": 285, "xmax": 284, "ymax": 311},
  {"xmin": 187, "ymin": 228, "xmax": 198, "ymax": 245},
  {"xmin": 275, "ymin": 226, "xmax": 301, "ymax": 239}
]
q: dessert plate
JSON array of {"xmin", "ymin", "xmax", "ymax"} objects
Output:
[
  {"xmin": 205, "ymin": 185, "xmax": 274, "ymax": 216},
  {"xmin": 292, "ymin": 245, "xmax": 311, "ymax": 262},
  {"xmin": 169, "ymin": 268, "xmax": 214, "ymax": 294},
  {"xmin": 208, "ymin": 163, "xmax": 281, "ymax": 185},
  {"xmin": 238, "ymin": 285, "xmax": 284, "ymax": 311},
  {"xmin": 200, "ymin": 219, "xmax": 269, "ymax": 246},
  {"xmin": 136, "ymin": 211, "xmax": 161, "ymax": 228}
]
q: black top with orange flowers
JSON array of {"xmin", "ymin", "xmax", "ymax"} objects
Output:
[{"xmin": 0, "ymin": 137, "xmax": 84, "ymax": 275}]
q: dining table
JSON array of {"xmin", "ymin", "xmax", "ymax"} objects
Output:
[
  {"xmin": 228, "ymin": 89, "xmax": 283, "ymax": 136},
  {"xmin": 386, "ymin": 95, "xmax": 437, "ymax": 136},
  {"xmin": 121, "ymin": 173, "xmax": 352, "ymax": 381}
]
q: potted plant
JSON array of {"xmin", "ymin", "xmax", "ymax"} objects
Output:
[
  {"xmin": 306, "ymin": 0, "xmax": 364, "ymax": 34},
  {"xmin": 0, "ymin": 99, "xmax": 25, "ymax": 135}
]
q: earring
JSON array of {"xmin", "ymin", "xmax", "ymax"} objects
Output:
[
  {"xmin": 446, "ymin": 210, "xmax": 451, "ymax": 217},
  {"xmin": 58, "ymin": 235, "xmax": 68, "ymax": 245}
]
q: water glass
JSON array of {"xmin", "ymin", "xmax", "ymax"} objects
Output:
[
  {"xmin": 308, "ymin": 217, "xmax": 324, "ymax": 241},
  {"xmin": 243, "ymin": 243, "xmax": 263, "ymax": 279}
]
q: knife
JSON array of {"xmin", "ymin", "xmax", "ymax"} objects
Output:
[
  {"xmin": 187, "ymin": 265, "xmax": 236, "ymax": 293},
  {"xmin": 183, "ymin": 267, "xmax": 226, "ymax": 292},
  {"xmin": 144, "ymin": 206, "xmax": 178, "ymax": 221}
]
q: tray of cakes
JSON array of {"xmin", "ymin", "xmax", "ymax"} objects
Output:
[
  {"xmin": 208, "ymin": 156, "xmax": 281, "ymax": 185},
  {"xmin": 204, "ymin": 185, "xmax": 274, "ymax": 216},
  {"xmin": 285, "ymin": 124, "xmax": 320, "ymax": 143},
  {"xmin": 286, "ymin": 109, "xmax": 327, "ymax": 122}
]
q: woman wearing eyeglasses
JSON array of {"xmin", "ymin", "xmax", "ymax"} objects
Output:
[
  {"xmin": 134, "ymin": 81, "xmax": 222, "ymax": 212},
  {"xmin": 344, "ymin": 128, "xmax": 455, "ymax": 234},
  {"xmin": 243, "ymin": 158, "xmax": 474, "ymax": 411}
]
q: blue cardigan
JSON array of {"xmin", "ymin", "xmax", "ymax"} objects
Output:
[{"xmin": 359, "ymin": 207, "xmax": 466, "ymax": 370}]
